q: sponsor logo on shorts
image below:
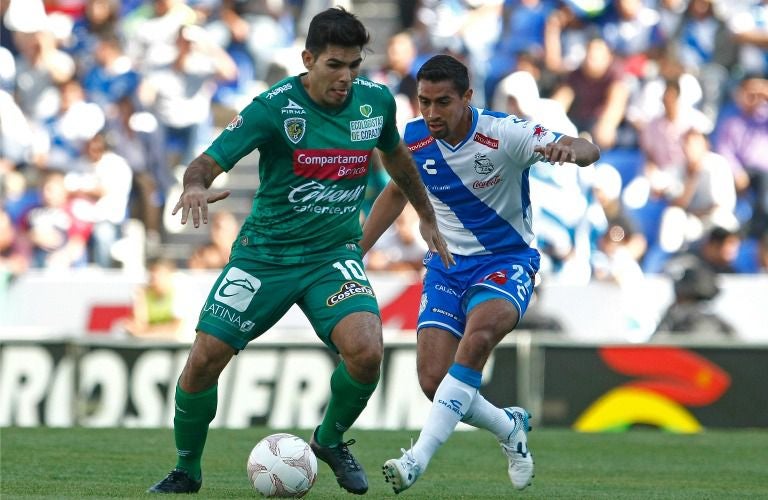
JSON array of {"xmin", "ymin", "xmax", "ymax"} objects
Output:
[
  {"xmin": 431, "ymin": 307, "xmax": 460, "ymax": 321},
  {"xmin": 214, "ymin": 267, "xmax": 261, "ymax": 312},
  {"xmin": 482, "ymin": 270, "xmax": 508, "ymax": 285},
  {"xmin": 326, "ymin": 281, "xmax": 375, "ymax": 306},
  {"xmin": 434, "ymin": 284, "xmax": 460, "ymax": 297},
  {"xmin": 349, "ymin": 116, "xmax": 383, "ymax": 142},
  {"xmin": 293, "ymin": 149, "xmax": 370, "ymax": 180},
  {"xmin": 202, "ymin": 302, "xmax": 255, "ymax": 331}
]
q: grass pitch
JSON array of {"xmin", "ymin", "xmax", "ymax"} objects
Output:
[{"xmin": 2, "ymin": 427, "xmax": 767, "ymax": 499}]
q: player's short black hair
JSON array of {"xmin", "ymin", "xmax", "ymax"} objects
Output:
[
  {"xmin": 416, "ymin": 54, "xmax": 470, "ymax": 95},
  {"xmin": 305, "ymin": 7, "xmax": 369, "ymax": 55}
]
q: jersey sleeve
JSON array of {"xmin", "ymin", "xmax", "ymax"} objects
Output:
[
  {"xmin": 204, "ymin": 98, "xmax": 275, "ymax": 171},
  {"xmin": 500, "ymin": 117, "xmax": 564, "ymax": 167},
  {"xmin": 375, "ymin": 89, "xmax": 401, "ymax": 154}
]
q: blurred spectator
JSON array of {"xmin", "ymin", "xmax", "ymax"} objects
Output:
[
  {"xmin": 543, "ymin": 0, "xmax": 607, "ymax": 74},
  {"xmin": 0, "ymin": 206, "xmax": 31, "ymax": 287},
  {"xmin": 81, "ymin": 32, "xmax": 141, "ymax": 113},
  {"xmin": 669, "ymin": 0, "xmax": 737, "ymax": 122},
  {"xmin": 138, "ymin": 24, "xmax": 237, "ymax": 167},
  {"xmin": 624, "ymin": 78, "xmax": 710, "ymax": 230},
  {"xmin": 665, "ymin": 226, "xmax": 742, "ymax": 275},
  {"xmin": 37, "ymin": 77, "xmax": 106, "ymax": 171},
  {"xmin": 551, "ymin": 36, "xmax": 631, "ymax": 150},
  {"xmin": 367, "ymin": 31, "xmax": 419, "ymax": 129},
  {"xmin": 66, "ymin": 0, "xmax": 123, "ymax": 73},
  {"xmin": 106, "ymin": 94, "xmax": 172, "ymax": 244},
  {"xmin": 727, "ymin": 0, "xmax": 768, "ymax": 76},
  {"xmin": 653, "ymin": 265, "xmax": 735, "ymax": 337},
  {"xmin": 122, "ymin": 0, "xmax": 197, "ymax": 71},
  {"xmin": 210, "ymin": 0, "xmax": 296, "ymax": 84},
  {"xmin": 365, "ymin": 203, "xmax": 427, "ymax": 272},
  {"xmin": 66, "ymin": 131, "xmax": 133, "ymax": 267},
  {"xmin": 600, "ymin": 0, "xmax": 662, "ymax": 66},
  {"xmin": 713, "ymin": 74, "xmax": 768, "ymax": 238},
  {"xmin": 187, "ymin": 210, "xmax": 239, "ymax": 270},
  {"xmin": 591, "ymin": 215, "xmax": 645, "ymax": 286},
  {"xmin": 657, "ymin": 127, "xmax": 738, "ymax": 254},
  {"xmin": 122, "ymin": 256, "xmax": 184, "ymax": 339},
  {"xmin": 22, "ymin": 169, "xmax": 92, "ymax": 268},
  {"xmin": 12, "ymin": 27, "xmax": 76, "ymax": 122},
  {"xmin": 0, "ymin": 88, "xmax": 34, "ymax": 169}
]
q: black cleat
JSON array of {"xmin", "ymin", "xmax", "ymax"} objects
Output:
[
  {"xmin": 310, "ymin": 428, "xmax": 368, "ymax": 494},
  {"xmin": 147, "ymin": 469, "xmax": 202, "ymax": 494}
]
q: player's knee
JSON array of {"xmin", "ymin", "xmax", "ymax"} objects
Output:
[
  {"xmin": 463, "ymin": 329, "xmax": 497, "ymax": 360},
  {"xmin": 418, "ymin": 371, "xmax": 441, "ymax": 401},
  {"xmin": 345, "ymin": 342, "xmax": 383, "ymax": 378}
]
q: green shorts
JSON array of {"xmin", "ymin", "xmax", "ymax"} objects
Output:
[{"xmin": 196, "ymin": 243, "xmax": 379, "ymax": 352}]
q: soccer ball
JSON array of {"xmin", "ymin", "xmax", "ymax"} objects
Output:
[{"xmin": 247, "ymin": 433, "xmax": 318, "ymax": 498}]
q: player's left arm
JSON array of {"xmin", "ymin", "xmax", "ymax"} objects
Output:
[
  {"xmin": 534, "ymin": 135, "xmax": 601, "ymax": 167},
  {"xmin": 378, "ymin": 142, "xmax": 454, "ymax": 268}
]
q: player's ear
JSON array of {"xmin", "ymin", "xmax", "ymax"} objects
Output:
[
  {"xmin": 463, "ymin": 88, "xmax": 473, "ymax": 105},
  {"xmin": 301, "ymin": 50, "xmax": 314, "ymax": 70}
]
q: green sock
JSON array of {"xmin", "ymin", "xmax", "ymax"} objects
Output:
[
  {"xmin": 316, "ymin": 362, "xmax": 378, "ymax": 446},
  {"xmin": 173, "ymin": 383, "xmax": 217, "ymax": 480}
]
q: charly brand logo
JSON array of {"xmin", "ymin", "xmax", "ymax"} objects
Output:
[
  {"xmin": 214, "ymin": 267, "xmax": 261, "ymax": 312},
  {"xmin": 284, "ymin": 117, "xmax": 306, "ymax": 144},
  {"xmin": 359, "ymin": 104, "xmax": 373, "ymax": 117}
]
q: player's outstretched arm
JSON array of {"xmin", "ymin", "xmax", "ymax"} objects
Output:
[
  {"xmin": 379, "ymin": 142, "xmax": 455, "ymax": 268},
  {"xmin": 534, "ymin": 136, "xmax": 601, "ymax": 167},
  {"xmin": 360, "ymin": 181, "xmax": 407, "ymax": 254},
  {"xmin": 172, "ymin": 153, "xmax": 231, "ymax": 228}
]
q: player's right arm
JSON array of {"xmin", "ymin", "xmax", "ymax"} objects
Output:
[{"xmin": 172, "ymin": 153, "xmax": 231, "ymax": 228}]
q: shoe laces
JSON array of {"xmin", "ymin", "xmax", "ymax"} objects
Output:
[
  {"xmin": 400, "ymin": 439, "xmax": 419, "ymax": 470},
  {"xmin": 335, "ymin": 439, "xmax": 362, "ymax": 471}
]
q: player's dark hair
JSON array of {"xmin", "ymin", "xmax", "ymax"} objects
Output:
[
  {"xmin": 305, "ymin": 7, "xmax": 369, "ymax": 55},
  {"xmin": 416, "ymin": 54, "xmax": 470, "ymax": 95}
]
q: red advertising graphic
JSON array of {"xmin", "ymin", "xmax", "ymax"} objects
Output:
[{"xmin": 575, "ymin": 347, "xmax": 731, "ymax": 433}]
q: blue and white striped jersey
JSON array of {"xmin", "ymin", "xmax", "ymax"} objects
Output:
[{"xmin": 404, "ymin": 107, "xmax": 563, "ymax": 257}]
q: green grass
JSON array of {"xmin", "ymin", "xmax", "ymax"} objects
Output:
[{"xmin": 2, "ymin": 427, "xmax": 767, "ymax": 499}]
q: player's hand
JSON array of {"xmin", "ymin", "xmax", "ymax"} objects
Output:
[
  {"xmin": 419, "ymin": 220, "xmax": 455, "ymax": 268},
  {"xmin": 534, "ymin": 143, "xmax": 576, "ymax": 165},
  {"xmin": 172, "ymin": 185, "xmax": 231, "ymax": 228}
]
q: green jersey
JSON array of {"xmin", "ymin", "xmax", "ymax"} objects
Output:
[{"xmin": 205, "ymin": 75, "xmax": 400, "ymax": 263}]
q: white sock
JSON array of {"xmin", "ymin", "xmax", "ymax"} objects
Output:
[
  {"xmin": 411, "ymin": 366, "xmax": 479, "ymax": 469},
  {"xmin": 462, "ymin": 393, "xmax": 515, "ymax": 441}
]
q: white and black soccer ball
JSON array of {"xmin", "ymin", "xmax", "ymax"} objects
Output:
[{"xmin": 247, "ymin": 433, "xmax": 318, "ymax": 498}]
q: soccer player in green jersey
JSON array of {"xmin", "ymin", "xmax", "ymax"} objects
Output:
[{"xmin": 148, "ymin": 7, "xmax": 452, "ymax": 495}]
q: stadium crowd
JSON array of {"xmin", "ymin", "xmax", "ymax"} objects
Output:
[{"xmin": 1, "ymin": 0, "xmax": 767, "ymax": 291}]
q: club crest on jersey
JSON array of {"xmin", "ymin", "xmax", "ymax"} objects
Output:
[
  {"xmin": 284, "ymin": 117, "xmax": 306, "ymax": 144},
  {"xmin": 359, "ymin": 104, "xmax": 373, "ymax": 117},
  {"xmin": 226, "ymin": 114, "xmax": 243, "ymax": 131},
  {"xmin": 473, "ymin": 152, "xmax": 495, "ymax": 175}
]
